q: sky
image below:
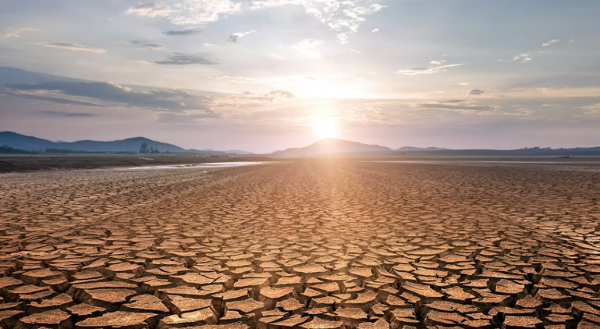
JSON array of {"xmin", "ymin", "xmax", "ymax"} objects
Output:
[{"xmin": 1, "ymin": 0, "xmax": 599, "ymax": 153}]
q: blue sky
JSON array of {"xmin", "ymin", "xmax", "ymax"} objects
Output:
[{"xmin": 1, "ymin": 0, "xmax": 599, "ymax": 152}]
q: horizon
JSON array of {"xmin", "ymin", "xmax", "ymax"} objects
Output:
[
  {"xmin": 3, "ymin": 130, "xmax": 599, "ymax": 154},
  {"xmin": 2, "ymin": 1, "xmax": 600, "ymax": 152}
]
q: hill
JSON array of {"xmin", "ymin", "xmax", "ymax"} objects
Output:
[
  {"xmin": 223, "ymin": 150, "xmax": 255, "ymax": 155},
  {"xmin": 395, "ymin": 147, "xmax": 600, "ymax": 157},
  {"xmin": 199, "ymin": 149, "xmax": 255, "ymax": 155},
  {"xmin": 272, "ymin": 138, "xmax": 391, "ymax": 157},
  {"xmin": 398, "ymin": 146, "xmax": 447, "ymax": 151},
  {"xmin": 0, "ymin": 131, "xmax": 225, "ymax": 155}
]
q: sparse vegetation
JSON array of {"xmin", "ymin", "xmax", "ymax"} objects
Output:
[{"xmin": 0, "ymin": 145, "xmax": 37, "ymax": 154}]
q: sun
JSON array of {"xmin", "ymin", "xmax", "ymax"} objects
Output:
[{"xmin": 312, "ymin": 117, "xmax": 338, "ymax": 140}]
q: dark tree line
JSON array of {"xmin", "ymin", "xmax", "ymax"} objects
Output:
[
  {"xmin": 139, "ymin": 143, "xmax": 162, "ymax": 154},
  {"xmin": 0, "ymin": 145, "xmax": 37, "ymax": 154}
]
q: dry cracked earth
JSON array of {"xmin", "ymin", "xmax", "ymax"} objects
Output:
[{"xmin": 1, "ymin": 160, "xmax": 600, "ymax": 329}]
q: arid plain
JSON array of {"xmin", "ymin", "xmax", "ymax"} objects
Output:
[{"xmin": 1, "ymin": 160, "xmax": 600, "ymax": 329}]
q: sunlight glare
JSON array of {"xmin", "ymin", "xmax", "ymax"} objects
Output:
[{"xmin": 312, "ymin": 117, "xmax": 338, "ymax": 140}]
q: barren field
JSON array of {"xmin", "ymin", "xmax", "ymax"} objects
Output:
[{"xmin": 1, "ymin": 161, "xmax": 600, "ymax": 329}]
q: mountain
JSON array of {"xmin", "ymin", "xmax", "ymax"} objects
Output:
[
  {"xmin": 56, "ymin": 137, "xmax": 190, "ymax": 153},
  {"xmin": 272, "ymin": 138, "xmax": 392, "ymax": 157},
  {"xmin": 394, "ymin": 147, "xmax": 600, "ymax": 157},
  {"xmin": 398, "ymin": 146, "xmax": 448, "ymax": 151},
  {"xmin": 0, "ymin": 132, "xmax": 58, "ymax": 151},
  {"xmin": 200, "ymin": 149, "xmax": 254, "ymax": 155},
  {"xmin": 0, "ymin": 131, "xmax": 226, "ymax": 155},
  {"xmin": 223, "ymin": 150, "xmax": 254, "ymax": 155}
]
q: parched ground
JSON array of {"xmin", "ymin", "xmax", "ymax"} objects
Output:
[{"xmin": 0, "ymin": 160, "xmax": 600, "ymax": 329}]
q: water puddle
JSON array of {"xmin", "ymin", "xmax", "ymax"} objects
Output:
[{"xmin": 121, "ymin": 162, "xmax": 266, "ymax": 170}]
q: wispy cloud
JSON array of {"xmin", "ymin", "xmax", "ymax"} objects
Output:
[
  {"xmin": 397, "ymin": 63, "xmax": 467, "ymax": 76},
  {"xmin": 542, "ymin": 39, "xmax": 560, "ymax": 47},
  {"xmin": 251, "ymin": 0, "xmax": 386, "ymax": 44},
  {"xmin": 125, "ymin": 3, "xmax": 171, "ymax": 17},
  {"xmin": 227, "ymin": 30, "xmax": 256, "ymax": 42},
  {"xmin": 4, "ymin": 81, "xmax": 214, "ymax": 113},
  {"xmin": 35, "ymin": 42, "xmax": 106, "ymax": 53},
  {"xmin": 129, "ymin": 40, "xmax": 165, "ymax": 51},
  {"xmin": 0, "ymin": 87, "xmax": 106, "ymax": 107},
  {"xmin": 158, "ymin": 112, "xmax": 218, "ymax": 123},
  {"xmin": 293, "ymin": 39, "xmax": 323, "ymax": 58},
  {"xmin": 581, "ymin": 103, "xmax": 600, "ymax": 115},
  {"xmin": 242, "ymin": 89, "xmax": 295, "ymax": 102},
  {"xmin": 217, "ymin": 76, "xmax": 260, "ymax": 83},
  {"xmin": 154, "ymin": 53, "xmax": 217, "ymax": 65},
  {"xmin": 467, "ymin": 89, "xmax": 487, "ymax": 96},
  {"xmin": 3, "ymin": 27, "xmax": 39, "ymax": 38},
  {"xmin": 126, "ymin": 0, "xmax": 241, "ymax": 26},
  {"xmin": 415, "ymin": 101, "xmax": 496, "ymax": 113},
  {"xmin": 40, "ymin": 111, "xmax": 99, "ymax": 117},
  {"xmin": 163, "ymin": 29, "xmax": 201, "ymax": 36},
  {"xmin": 372, "ymin": 28, "xmax": 379, "ymax": 33}
]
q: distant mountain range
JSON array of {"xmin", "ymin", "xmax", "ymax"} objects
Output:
[
  {"xmin": 200, "ymin": 149, "xmax": 255, "ymax": 155},
  {"xmin": 271, "ymin": 138, "xmax": 392, "ymax": 157},
  {"xmin": 398, "ymin": 146, "xmax": 448, "ymax": 151},
  {"xmin": 270, "ymin": 138, "xmax": 600, "ymax": 157},
  {"xmin": 3, "ymin": 131, "xmax": 599, "ymax": 157},
  {"xmin": 0, "ymin": 132, "xmax": 253, "ymax": 155}
]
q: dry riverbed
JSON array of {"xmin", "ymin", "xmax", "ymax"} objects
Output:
[{"xmin": 0, "ymin": 160, "xmax": 599, "ymax": 329}]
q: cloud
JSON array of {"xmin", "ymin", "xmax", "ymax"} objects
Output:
[
  {"xmin": 293, "ymin": 39, "xmax": 323, "ymax": 58},
  {"xmin": 154, "ymin": 53, "xmax": 216, "ymax": 65},
  {"xmin": 227, "ymin": 30, "xmax": 256, "ymax": 42},
  {"xmin": 129, "ymin": 41, "xmax": 165, "ymax": 51},
  {"xmin": 429, "ymin": 60, "xmax": 445, "ymax": 65},
  {"xmin": 126, "ymin": 3, "xmax": 171, "ymax": 17},
  {"xmin": 40, "ymin": 111, "xmax": 99, "ymax": 117},
  {"xmin": 3, "ymin": 81, "xmax": 214, "ymax": 113},
  {"xmin": 581, "ymin": 103, "xmax": 600, "ymax": 115},
  {"xmin": 35, "ymin": 42, "xmax": 106, "ymax": 53},
  {"xmin": 259, "ymin": 90, "xmax": 295, "ymax": 101},
  {"xmin": 511, "ymin": 53, "xmax": 532, "ymax": 63},
  {"xmin": 350, "ymin": 49, "xmax": 362, "ymax": 54},
  {"xmin": 372, "ymin": 28, "xmax": 379, "ymax": 33},
  {"xmin": 458, "ymin": 82, "xmax": 469, "ymax": 86},
  {"xmin": 158, "ymin": 112, "xmax": 218, "ymax": 123},
  {"xmin": 415, "ymin": 101, "xmax": 496, "ymax": 113},
  {"xmin": 163, "ymin": 29, "xmax": 201, "ymax": 36},
  {"xmin": 542, "ymin": 39, "xmax": 560, "ymax": 47},
  {"xmin": 126, "ymin": 0, "xmax": 240, "ymax": 26},
  {"xmin": 252, "ymin": 0, "xmax": 386, "ymax": 44},
  {"xmin": 397, "ymin": 63, "xmax": 467, "ymax": 76},
  {"xmin": 0, "ymin": 87, "xmax": 106, "ymax": 107},
  {"xmin": 4, "ymin": 27, "xmax": 39, "ymax": 38},
  {"xmin": 467, "ymin": 89, "xmax": 487, "ymax": 96},
  {"xmin": 240, "ymin": 89, "xmax": 295, "ymax": 102},
  {"xmin": 217, "ymin": 76, "xmax": 260, "ymax": 83}
]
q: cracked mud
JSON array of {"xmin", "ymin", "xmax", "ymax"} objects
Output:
[{"xmin": 1, "ymin": 161, "xmax": 600, "ymax": 329}]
